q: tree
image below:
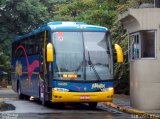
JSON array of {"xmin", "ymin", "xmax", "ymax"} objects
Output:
[
  {"xmin": 52, "ymin": 0, "xmax": 116, "ymax": 28},
  {"xmin": 0, "ymin": 0, "xmax": 50, "ymax": 69}
]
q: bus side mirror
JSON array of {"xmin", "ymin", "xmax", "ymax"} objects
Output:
[
  {"xmin": 47, "ymin": 43, "xmax": 54, "ymax": 62},
  {"xmin": 114, "ymin": 44, "xmax": 123, "ymax": 63}
]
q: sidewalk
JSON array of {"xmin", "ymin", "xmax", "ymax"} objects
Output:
[
  {"xmin": 0, "ymin": 86, "xmax": 17, "ymax": 100},
  {"xmin": 0, "ymin": 86, "xmax": 17, "ymax": 111},
  {"xmin": 113, "ymin": 94, "xmax": 130, "ymax": 107},
  {"xmin": 104, "ymin": 94, "xmax": 160, "ymax": 119}
]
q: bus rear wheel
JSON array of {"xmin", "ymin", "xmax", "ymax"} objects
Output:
[
  {"xmin": 88, "ymin": 102, "xmax": 97, "ymax": 109},
  {"xmin": 17, "ymin": 83, "xmax": 25, "ymax": 99}
]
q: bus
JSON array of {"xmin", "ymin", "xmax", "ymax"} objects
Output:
[{"xmin": 11, "ymin": 21, "xmax": 123, "ymax": 108}]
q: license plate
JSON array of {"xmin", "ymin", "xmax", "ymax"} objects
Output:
[{"xmin": 80, "ymin": 96, "xmax": 90, "ymax": 100}]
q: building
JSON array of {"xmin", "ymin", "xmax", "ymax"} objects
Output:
[{"xmin": 119, "ymin": 7, "xmax": 160, "ymax": 110}]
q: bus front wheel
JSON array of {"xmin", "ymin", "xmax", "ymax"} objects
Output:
[
  {"xmin": 88, "ymin": 102, "xmax": 97, "ymax": 109},
  {"xmin": 41, "ymin": 87, "xmax": 49, "ymax": 106},
  {"xmin": 42, "ymin": 98, "xmax": 47, "ymax": 106}
]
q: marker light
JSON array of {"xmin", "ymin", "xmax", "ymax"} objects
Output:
[{"xmin": 101, "ymin": 87, "xmax": 114, "ymax": 92}]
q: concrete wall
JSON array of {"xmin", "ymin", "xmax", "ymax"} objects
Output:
[
  {"xmin": 130, "ymin": 60, "xmax": 160, "ymax": 110},
  {"xmin": 119, "ymin": 8, "xmax": 160, "ymax": 32}
]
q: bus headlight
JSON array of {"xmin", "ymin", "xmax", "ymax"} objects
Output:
[
  {"xmin": 53, "ymin": 88, "xmax": 69, "ymax": 92},
  {"xmin": 101, "ymin": 87, "xmax": 113, "ymax": 92}
]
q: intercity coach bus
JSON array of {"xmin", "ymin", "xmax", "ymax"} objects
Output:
[{"xmin": 11, "ymin": 21, "xmax": 123, "ymax": 108}]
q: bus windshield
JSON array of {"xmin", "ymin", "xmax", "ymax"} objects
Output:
[{"xmin": 52, "ymin": 32, "xmax": 113, "ymax": 81}]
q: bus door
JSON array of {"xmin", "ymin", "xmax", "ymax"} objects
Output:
[{"xmin": 39, "ymin": 30, "xmax": 52, "ymax": 103}]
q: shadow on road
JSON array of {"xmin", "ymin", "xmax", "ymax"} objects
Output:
[
  {"xmin": 0, "ymin": 102, "xmax": 15, "ymax": 111},
  {"xmin": 32, "ymin": 99, "xmax": 102, "ymax": 111}
]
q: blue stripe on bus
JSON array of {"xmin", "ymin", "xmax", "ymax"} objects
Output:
[
  {"xmin": 52, "ymin": 80, "xmax": 113, "ymax": 92},
  {"xmin": 14, "ymin": 22, "xmax": 109, "ymax": 42}
]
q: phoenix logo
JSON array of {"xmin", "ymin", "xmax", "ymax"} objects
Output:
[{"xmin": 15, "ymin": 45, "xmax": 39, "ymax": 83}]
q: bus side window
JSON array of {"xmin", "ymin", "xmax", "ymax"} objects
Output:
[
  {"xmin": 26, "ymin": 37, "xmax": 34, "ymax": 56},
  {"xmin": 39, "ymin": 32, "xmax": 45, "ymax": 74},
  {"xmin": 31, "ymin": 35, "xmax": 36, "ymax": 55},
  {"xmin": 33, "ymin": 35, "xmax": 39, "ymax": 55},
  {"xmin": 39, "ymin": 32, "xmax": 45, "ymax": 54},
  {"xmin": 12, "ymin": 43, "xmax": 16, "ymax": 58},
  {"xmin": 15, "ymin": 42, "xmax": 21, "ymax": 58}
]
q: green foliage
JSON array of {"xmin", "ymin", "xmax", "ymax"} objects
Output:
[
  {"xmin": 117, "ymin": 0, "xmax": 154, "ymax": 14},
  {"xmin": 0, "ymin": 0, "xmax": 50, "ymax": 70},
  {"xmin": 52, "ymin": 0, "xmax": 117, "ymax": 29},
  {"xmin": 112, "ymin": 21, "xmax": 129, "ymax": 94},
  {"xmin": 1, "ymin": 0, "xmax": 49, "ymax": 34}
]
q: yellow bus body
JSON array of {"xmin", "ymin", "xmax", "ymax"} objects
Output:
[{"xmin": 51, "ymin": 88, "xmax": 114, "ymax": 103}]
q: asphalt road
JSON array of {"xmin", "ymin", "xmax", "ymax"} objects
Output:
[{"xmin": 0, "ymin": 88, "xmax": 132, "ymax": 119}]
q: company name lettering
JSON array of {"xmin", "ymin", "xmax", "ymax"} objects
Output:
[{"xmin": 92, "ymin": 83, "xmax": 105, "ymax": 89}]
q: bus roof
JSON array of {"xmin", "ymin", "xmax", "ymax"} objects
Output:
[{"xmin": 14, "ymin": 21, "xmax": 109, "ymax": 42}]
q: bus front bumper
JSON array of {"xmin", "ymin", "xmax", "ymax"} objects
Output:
[{"xmin": 51, "ymin": 89, "xmax": 114, "ymax": 103}]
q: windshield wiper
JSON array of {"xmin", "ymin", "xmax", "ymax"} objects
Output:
[
  {"xmin": 88, "ymin": 51, "xmax": 101, "ymax": 81},
  {"xmin": 74, "ymin": 61, "xmax": 83, "ymax": 74}
]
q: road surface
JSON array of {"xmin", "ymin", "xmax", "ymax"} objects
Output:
[{"xmin": 0, "ymin": 88, "xmax": 132, "ymax": 119}]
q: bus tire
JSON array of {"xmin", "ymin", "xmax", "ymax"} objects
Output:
[
  {"xmin": 41, "ymin": 87, "xmax": 49, "ymax": 106},
  {"xmin": 42, "ymin": 98, "xmax": 50, "ymax": 106},
  {"xmin": 42, "ymin": 98, "xmax": 46, "ymax": 106},
  {"xmin": 89, "ymin": 102, "xmax": 97, "ymax": 109},
  {"xmin": 24, "ymin": 95, "xmax": 30, "ymax": 100},
  {"xmin": 17, "ymin": 82, "xmax": 24, "ymax": 99}
]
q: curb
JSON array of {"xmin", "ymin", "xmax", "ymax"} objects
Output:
[{"xmin": 103, "ymin": 102, "xmax": 160, "ymax": 119}]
